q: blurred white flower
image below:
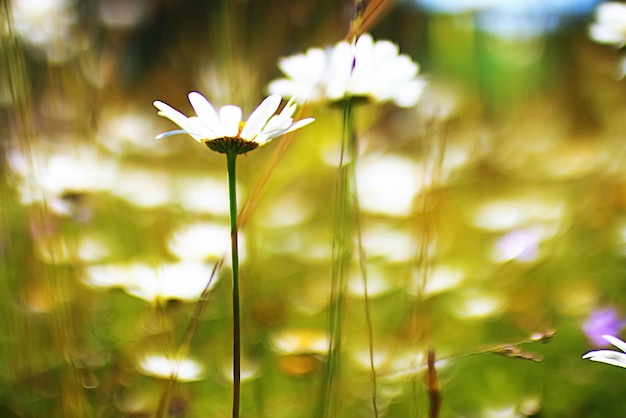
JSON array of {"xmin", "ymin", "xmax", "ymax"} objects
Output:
[
  {"xmin": 138, "ymin": 354, "xmax": 204, "ymax": 381},
  {"xmin": 271, "ymin": 329, "xmax": 330, "ymax": 355},
  {"xmin": 267, "ymin": 33, "xmax": 426, "ymax": 107},
  {"xmin": 85, "ymin": 261, "xmax": 219, "ymax": 304},
  {"xmin": 153, "ymin": 93, "xmax": 314, "ymax": 154},
  {"xmin": 589, "ymin": 2, "xmax": 626, "ymax": 79},
  {"xmin": 11, "ymin": 0, "xmax": 83, "ymax": 62},
  {"xmin": 583, "ymin": 334, "xmax": 626, "ymax": 368},
  {"xmin": 8, "ymin": 144, "xmax": 118, "ymax": 218},
  {"xmin": 588, "ymin": 2, "xmax": 626, "ymax": 47},
  {"xmin": 356, "ymin": 154, "xmax": 426, "ymax": 216},
  {"xmin": 167, "ymin": 221, "xmax": 246, "ymax": 263}
]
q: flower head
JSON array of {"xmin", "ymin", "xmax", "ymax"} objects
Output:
[
  {"xmin": 583, "ymin": 335, "xmax": 626, "ymax": 369},
  {"xmin": 588, "ymin": 2, "xmax": 626, "ymax": 47},
  {"xmin": 153, "ymin": 93, "xmax": 314, "ymax": 154},
  {"xmin": 267, "ymin": 33, "xmax": 426, "ymax": 108}
]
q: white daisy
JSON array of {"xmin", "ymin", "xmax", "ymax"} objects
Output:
[
  {"xmin": 582, "ymin": 334, "xmax": 626, "ymax": 369},
  {"xmin": 153, "ymin": 93, "xmax": 314, "ymax": 154},
  {"xmin": 588, "ymin": 2, "xmax": 626, "ymax": 47},
  {"xmin": 267, "ymin": 33, "xmax": 426, "ymax": 108}
]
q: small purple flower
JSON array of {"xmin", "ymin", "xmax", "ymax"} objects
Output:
[{"xmin": 583, "ymin": 308, "xmax": 626, "ymax": 347}]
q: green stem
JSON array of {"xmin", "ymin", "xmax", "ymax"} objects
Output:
[
  {"xmin": 316, "ymin": 98, "xmax": 354, "ymax": 418},
  {"xmin": 226, "ymin": 150, "xmax": 241, "ymax": 418},
  {"xmin": 346, "ymin": 102, "xmax": 378, "ymax": 418}
]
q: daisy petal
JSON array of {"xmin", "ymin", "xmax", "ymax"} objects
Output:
[
  {"xmin": 154, "ymin": 101, "xmax": 190, "ymax": 130},
  {"xmin": 583, "ymin": 351, "xmax": 626, "ymax": 368},
  {"xmin": 391, "ymin": 79, "xmax": 427, "ymax": 108},
  {"xmin": 256, "ymin": 117, "xmax": 315, "ymax": 145},
  {"xmin": 153, "ymin": 92, "xmax": 314, "ymax": 151},
  {"xmin": 588, "ymin": 357, "xmax": 626, "ymax": 368},
  {"xmin": 604, "ymin": 334, "xmax": 626, "ymax": 353},
  {"xmin": 325, "ymin": 41, "xmax": 354, "ymax": 100},
  {"xmin": 240, "ymin": 95, "xmax": 281, "ymax": 140},
  {"xmin": 155, "ymin": 130, "xmax": 189, "ymax": 140},
  {"xmin": 188, "ymin": 92, "xmax": 220, "ymax": 130},
  {"xmin": 278, "ymin": 53, "xmax": 309, "ymax": 79},
  {"xmin": 186, "ymin": 117, "xmax": 216, "ymax": 141},
  {"xmin": 277, "ymin": 97, "xmax": 298, "ymax": 118},
  {"xmin": 266, "ymin": 32, "xmax": 425, "ymax": 107},
  {"xmin": 282, "ymin": 117, "xmax": 315, "ymax": 135},
  {"xmin": 219, "ymin": 105, "xmax": 242, "ymax": 137}
]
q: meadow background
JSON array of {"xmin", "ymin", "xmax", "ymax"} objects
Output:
[{"xmin": 2, "ymin": 0, "xmax": 626, "ymax": 417}]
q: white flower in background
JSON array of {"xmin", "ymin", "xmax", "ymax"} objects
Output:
[
  {"xmin": 138, "ymin": 354, "xmax": 204, "ymax": 381},
  {"xmin": 11, "ymin": 0, "xmax": 82, "ymax": 62},
  {"xmin": 589, "ymin": 2, "xmax": 626, "ymax": 47},
  {"xmin": 84, "ymin": 261, "xmax": 219, "ymax": 304},
  {"xmin": 167, "ymin": 221, "xmax": 245, "ymax": 263},
  {"xmin": 583, "ymin": 334, "xmax": 626, "ymax": 368},
  {"xmin": 588, "ymin": 2, "xmax": 626, "ymax": 79},
  {"xmin": 267, "ymin": 33, "xmax": 426, "ymax": 107},
  {"xmin": 153, "ymin": 93, "xmax": 314, "ymax": 154}
]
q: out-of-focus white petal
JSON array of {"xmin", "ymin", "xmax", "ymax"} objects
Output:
[
  {"xmin": 589, "ymin": 2, "xmax": 626, "ymax": 46},
  {"xmin": 589, "ymin": 24, "xmax": 625, "ymax": 45},
  {"xmin": 267, "ymin": 32, "xmax": 425, "ymax": 107},
  {"xmin": 355, "ymin": 33, "xmax": 375, "ymax": 57},
  {"xmin": 372, "ymin": 39, "xmax": 400, "ymax": 62},
  {"xmin": 279, "ymin": 52, "xmax": 311, "ymax": 80},
  {"xmin": 267, "ymin": 79, "xmax": 311, "ymax": 103},
  {"xmin": 325, "ymin": 41, "xmax": 354, "ymax": 100},
  {"xmin": 597, "ymin": 2, "xmax": 626, "ymax": 28},
  {"xmin": 390, "ymin": 79, "xmax": 427, "ymax": 108},
  {"xmin": 386, "ymin": 55, "xmax": 419, "ymax": 80},
  {"xmin": 277, "ymin": 48, "xmax": 328, "ymax": 85},
  {"xmin": 301, "ymin": 48, "xmax": 329, "ymax": 82}
]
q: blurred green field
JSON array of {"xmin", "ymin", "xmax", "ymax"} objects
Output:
[{"xmin": 2, "ymin": 0, "xmax": 626, "ymax": 417}]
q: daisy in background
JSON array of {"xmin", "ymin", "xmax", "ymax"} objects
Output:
[
  {"xmin": 267, "ymin": 33, "xmax": 426, "ymax": 108},
  {"xmin": 589, "ymin": 2, "xmax": 626, "ymax": 47},
  {"xmin": 588, "ymin": 2, "xmax": 626, "ymax": 79},
  {"xmin": 267, "ymin": 32, "xmax": 426, "ymax": 417},
  {"xmin": 153, "ymin": 93, "xmax": 313, "ymax": 418},
  {"xmin": 583, "ymin": 335, "xmax": 626, "ymax": 369}
]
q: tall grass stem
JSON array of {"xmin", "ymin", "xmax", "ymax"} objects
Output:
[
  {"xmin": 316, "ymin": 99, "xmax": 353, "ymax": 418},
  {"xmin": 317, "ymin": 97, "xmax": 378, "ymax": 417},
  {"xmin": 346, "ymin": 104, "xmax": 379, "ymax": 417}
]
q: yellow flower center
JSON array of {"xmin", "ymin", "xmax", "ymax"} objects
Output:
[{"xmin": 237, "ymin": 121, "xmax": 246, "ymax": 137}]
